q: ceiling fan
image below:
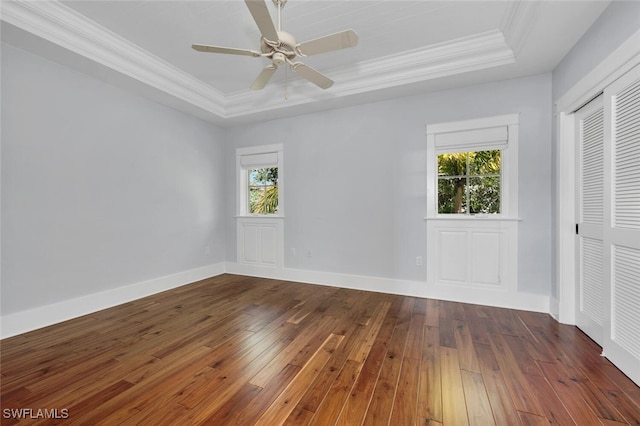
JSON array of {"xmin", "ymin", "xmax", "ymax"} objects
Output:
[{"xmin": 192, "ymin": 0, "xmax": 359, "ymax": 90}]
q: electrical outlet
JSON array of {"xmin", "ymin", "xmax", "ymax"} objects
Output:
[
  {"xmin": 204, "ymin": 245, "xmax": 211, "ymax": 255},
  {"xmin": 416, "ymin": 256, "xmax": 423, "ymax": 266},
  {"xmin": 291, "ymin": 248, "xmax": 297, "ymax": 257},
  {"xmin": 306, "ymin": 249, "xmax": 312, "ymax": 258}
]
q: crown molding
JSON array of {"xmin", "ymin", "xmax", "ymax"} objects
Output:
[
  {"xmin": 1, "ymin": 0, "xmax": 226, "ymax": 117},
  {"xmin": 2, "ymin": 0, "xmax": 514, "ymax": 122},
  {"xmin": 225, "ymin": 30, "xmax": 514, "ymax": 118},
  {"xmin": 501, "ymin": 0, "xmax": 541, "ymax": 54}
]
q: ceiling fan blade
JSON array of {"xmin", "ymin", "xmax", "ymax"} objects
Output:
[
  {"xmin": 244, "ymin": 0, "xmax": 279, "ymax": 43},
  {"xmin": 290, "ymin": 62, "xmax": 334, "ymax": 89},
  {"xmin": 192, "ymin": 44, "xmax": 261, "ymax": 57},
  {"xmin": 250, "ymin": 65, "xmax": 278, "ymax": 90},
  {"xmin": 297, "ymin": 30, "xmax": 359, "ymax": 57}
]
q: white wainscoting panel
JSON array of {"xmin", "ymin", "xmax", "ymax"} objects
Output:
[
  {"xmin": 237, "ymin": 217, "xmax": 283, "ymax": 269},
  {"xmin": 438, "ymin": 231, "xmax": 468, "ymax": 283},
  {"xmin": 242, "ymin": 224, "xmax": 260, "ymax": 264},
  {"xmin": 427, "ymin": 218, "xmax": 518, "ymax": 293},
  {"xmin": 471, "ymin": 231, "xmax": 503, "ymax": 286}
]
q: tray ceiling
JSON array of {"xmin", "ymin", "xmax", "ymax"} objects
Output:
[{"xmin": 1, "ymin": 1, "xmax": 609, "ymax": 125}]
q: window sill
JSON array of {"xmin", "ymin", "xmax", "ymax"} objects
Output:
[
  {"xmin": 424, "ymin": 216, "xmax": 522, "ymax": 221},
  {"xmin": 236, "ymin": 215, "xmax": 285, "ymax": 219}
]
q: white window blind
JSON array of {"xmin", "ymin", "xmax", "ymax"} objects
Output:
[
  {"xmin": 240, "ymin": 152, "xmax": 278, "ymax": 169},
  {"xmin": 434, "ymin": 126, "xmax": 508, "ymax": 152}
]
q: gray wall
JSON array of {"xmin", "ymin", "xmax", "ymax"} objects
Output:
[
  {"xmin": 226, "ymin": 73, "xmax": 553, "ymax": 295},
  {"xmin": 553, "ymin": 1, "xmax": 640, "ymax": 101},
  {"xmin": 1, "ymin": 44, "xmax": 227, "ymax": 315}
]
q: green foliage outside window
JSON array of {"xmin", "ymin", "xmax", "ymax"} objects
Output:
[
  {"xmin": 438, "ymin": 150, "xmax": 501, "ymax": 214},
  {"xmin": 249, "ymin": 167, "xmax": 278, "ymax": 214}
]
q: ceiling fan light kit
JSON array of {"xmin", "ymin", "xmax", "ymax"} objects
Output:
[{"xmin": 192, "ymin": 0, "xmax": 359, "ymax": 91}]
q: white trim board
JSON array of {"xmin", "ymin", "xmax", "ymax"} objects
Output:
[
  {"xmin": 225, "ymin": 262, "xmax": 550, "ymax": 314},
  {"xmin": 0, "ymin": 263, "xmax": 226, "ymax": 339}
]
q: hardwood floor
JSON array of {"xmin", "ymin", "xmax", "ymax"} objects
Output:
[{"xmin": 1, "ymin": 274, "xmax": 639, "ymax": 425}]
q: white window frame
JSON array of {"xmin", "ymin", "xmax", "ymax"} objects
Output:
[
  {"xmin": 426, "ymin": 114, "xmax": 519, "ymax": 219},
  {"xmin": 236, "ymin": 144, "xmax": 284, "ymax": 217}
]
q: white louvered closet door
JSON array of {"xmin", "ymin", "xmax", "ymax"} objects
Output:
[
  {"xmin": 602, "ymin": 65, "xmax": 640, "ymax": 386},
  {"xmin": 575, "ymin": 96, "xmax": 605, "ymax": 345}
]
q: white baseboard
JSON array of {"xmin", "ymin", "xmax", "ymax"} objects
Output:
[
  {"xmin": 2, "ymin": 261, "xmax": 551, "ymax": 339},
  {"xmin": 226, "ymin": 262, "xmax": 550, "ymax": 314},
  {"xmin": 0, "ymin": 263, "xmax": 225, "ymax": 339}
]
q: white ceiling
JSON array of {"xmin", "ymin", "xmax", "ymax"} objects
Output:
[{"xmin": 1, "ymin": 0, "xmax": 610, "ymax": 125}]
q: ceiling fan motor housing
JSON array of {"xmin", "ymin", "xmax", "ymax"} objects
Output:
[{"xmin": 261, "ymin": 31, "xmax": 297, "ymax": 60}]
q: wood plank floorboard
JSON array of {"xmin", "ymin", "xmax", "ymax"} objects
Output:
[{"xmin": 2, "ymin": 274, "xmax": 639, "ymax": 425}]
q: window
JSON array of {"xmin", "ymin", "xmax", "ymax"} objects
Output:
[
  {"xmin": 249, "ymin": 167, "xmax": 278, "ymax": 214},
  {"xmin": 236, "ymin": 144, "xmax": 283, "ymax": 216},
  {"xmin": 426, "ymin": 114, "xmax": 518, "ymax": 218},
  {"xmin": 438, "ymin": 150, "xmax": 501, "ymax": 214}
]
